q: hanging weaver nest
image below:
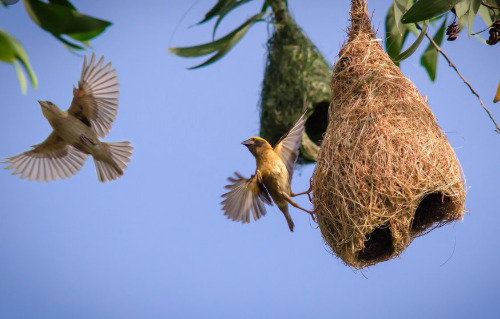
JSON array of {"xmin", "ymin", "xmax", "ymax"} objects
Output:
[
  {"xmin": 260, "ymin": 5, "xmax": 331, "ymax": 163},
  {"xmin": 312, "ymin": 0, "xmax": 466, "ymax": 269}
]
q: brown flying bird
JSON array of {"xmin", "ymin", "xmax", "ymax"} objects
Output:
[
  {"xmin": 4, "ymin": 53, "xmax": 132, "ymax": 182},
  {"xmin": 221, "ymin": 110, "xmax": 313, "ymax": 232}
]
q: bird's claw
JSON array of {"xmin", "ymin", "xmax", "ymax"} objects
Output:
[{"xmin": 307, "ymin": 209, "xmax": 317, "ymax": 223}]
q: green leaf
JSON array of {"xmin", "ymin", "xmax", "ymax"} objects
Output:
[
  {"xmin": 0, "ymin": 29, "xmax": 37, "ymax": 94},
  {"xmin": 479, "ymin": 0, "xmax": 500, "ymax": 27},
  {"xmin": 198, "ymin": 0, "xmax": 231, "ymax": 24},
  {"xmin": 386, "ymin": 3, "xmax": 410, "ymax": 65},
  {"xmin": 478, "ymin": 5, "xmax": 493, "ymax": 26},
  {"xmin": 401, "ymin": 0, "xmax": 462, "ymax": 23},
  {"xmin": 406, "ymin": 21, "xmax": 419, "ymax": 36},
  {"xmin": 1, "ymin": 0, "xmax": 20, "ymax": 6},
  {"xmin": 48, "ymin": 0, "xmax": 75, "ymax": 9},
  {"xmin": 454, "ymin": 0, "xmax": 470, "ymax": 18},
  {"xmin": 168, "ymin": 13, "xmax": 264, "ymax": 69},
  {"xmin": 212, "ymin": 1, "xmax": 252, "ymax": 38},
  {"xmin": 392, "ymin": 20, "xmax": 429, "ymax": 62},
  {"xmin": 393, "ymin": 0, "xmax": 412, "ymax": 34},
  {"xmin": 168, "ymin": 33, "xmax": 234, "ymax": 57},
  {"xmin": 13, "ymin": 62, "xmax": 27, "ymax": 94},
  {"xmin": 468, "ymin": 0, "xmax": 481, "ymax": 36},
  {"xmin": 67, "ymin": 28, "xmax": 107, "ymax": 42},
  {"xmin": 420, "ymin": 18, "xmax": 447, "ymax": 81},
  {"xmin": 473, "ymin": 33, "xmax": 487, "ymax": 43},
  {"xmin": 0, "ymin": 32, "xmax": 16, "ymax": 62},
  {"xmin": 458, "ymin": 10, "xmax": 469, "ymax": 30},
  {"xmin": 189, "ymin": 37, "xmax": 238, "ymax": 69},
  {"xmin": 54, "ymin": 33, "xmax": 85, "ymax": 49},
  {"xmin": 23, "ymin": 0, "xmax": 111, "ymax": 48},
  {"xmin": 198, "ymin": 0, "xmax": 253, "ymax": 38}
]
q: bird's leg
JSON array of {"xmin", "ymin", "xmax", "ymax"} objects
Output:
[
  {"xmin": 284, "ymin": 194, "xmax": 316, "ymax": 222},
  {"xmin": 290, "ymin": 177, "xmax": 313, "ymax": 202}
]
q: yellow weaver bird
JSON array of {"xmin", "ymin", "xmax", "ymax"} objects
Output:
[
  {"xmin": 221, "ymin": 110, "xmax": 313, "ymax": 232},
  {"xmin": 4, "ymin": 53, "xmax": 132, "ymax": 183}
]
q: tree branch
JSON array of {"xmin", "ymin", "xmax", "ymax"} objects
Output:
[
  {"xmin": 482, "ymin": 1, "xmax": 500, "ymax": 11},
  {"xmin": 267, "ymin": 0, "xmax": 291, "ymax": 24},
  {"xmin": 416, "ymin": 23, "xmax": 500, "ymax": 134}
]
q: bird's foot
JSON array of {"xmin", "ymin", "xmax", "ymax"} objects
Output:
[
  {"xmin": 295, "ymin": 205, "xmax": 316, "ymax": 222},
  {"xmin": 307, "ymin": 209, "xmax": 317, "ymax": 223},
  {"xmin": 291, "ymin": 177, "xmax": 313, "ymax": 203}
]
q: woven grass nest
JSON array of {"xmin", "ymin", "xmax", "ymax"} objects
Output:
[
  {"xmin": 260, "ymin": 4, "xmax": 331, "ymax": 163},
  {"xmin": 312, "ymin": 0, "xmax": 466, "ymax": 268}
]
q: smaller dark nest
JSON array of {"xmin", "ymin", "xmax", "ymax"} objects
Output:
[{"xmin": 260, "ymin": 5, "xmax": 331, "ymax": 163}]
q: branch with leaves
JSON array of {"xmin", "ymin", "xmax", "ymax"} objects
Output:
[
  {"xmin": 0, "ymin": 0, "xmax": 112, "ymax": 94},
  {"xmin": 417, "ymin": 22, "xmax": 500, "ymax": 133},
  {"xmin": 168, "ymin": 0, "xmax": 287, "ymax": 69},
  {"xmin": 386, "ymin": 0, "xmax": 500, "ymax": 133},
  {"xmin": 386, "ymin": 0, "xmax": 500, "ymax": 83}
]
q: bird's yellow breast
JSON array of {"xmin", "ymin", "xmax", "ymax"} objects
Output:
[{"xmin": 256, "ymin": 149, "xmax": 290, "ymax": 194}]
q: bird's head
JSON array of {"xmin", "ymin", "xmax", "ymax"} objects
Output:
[
  {"xmin": 242, "ymin": 137, "xmax": 272, "ymax": 157},
  {"xmin": 38, "ymin": 100, "xmax": 63, "ymax": 119}
]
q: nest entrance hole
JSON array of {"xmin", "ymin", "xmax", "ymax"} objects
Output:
[
  {"xmin": 411, "ymin": 192, "xmax": 453, "ymax": 233},
  {"xmin": 357, "ymin": 224, "xmax": 394, "ymax": 262},
  {"xmin": 305, "ymin": 101, "xmax": 329, "ymax": 145}
]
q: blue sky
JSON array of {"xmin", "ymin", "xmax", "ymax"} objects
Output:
[{"xmin": 1, "ymin": 1, "xmax": 499, "ymax": 318}]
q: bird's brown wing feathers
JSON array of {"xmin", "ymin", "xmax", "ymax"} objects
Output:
[
  {"xmin": 68, "ymin": 53, "xmax": 119, "ymax": 138},
  {"xmin": 221, "ymin": 172, "xmax": 273, "ymax": 224},
  {"xmin": 3, "ymin": 132, "xmax": 88, "ymax": 182},
  {"xmin": 273, "ymin": 110, "xmax": 307, "ymax": 182}
]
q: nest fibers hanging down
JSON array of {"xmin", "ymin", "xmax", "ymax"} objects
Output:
[
  {"xmin": 260, "ymin": 2, "xmax": 331, "ymax": 163},
  {"xmin": 312, "ymin": 0, "xmax": 465, "ymax": 268}
]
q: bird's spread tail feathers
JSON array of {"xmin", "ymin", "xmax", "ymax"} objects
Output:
[{"xmin": 94, "ymin": 141, "xmax": 132, "ymax": 182}]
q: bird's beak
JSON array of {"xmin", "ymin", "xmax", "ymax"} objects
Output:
[
  {"xmin": 241, "ymin": 139, "xmax": 253, "ymax": 147},
  {"xmin": 38, "ymin": 100, "xmax": 48, "ymax": 108}
]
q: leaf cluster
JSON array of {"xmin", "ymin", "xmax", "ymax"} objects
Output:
[
  {"xmin": 1, "ymin": 0, "xmax": 111, "ymax": 93},
  {"xmin": 168, "ymin": 0, "xmax": 278, "ymax": 69},
  {"xmin": 386, "ymin": 0, "xmax": 500, "ymax": 81}
]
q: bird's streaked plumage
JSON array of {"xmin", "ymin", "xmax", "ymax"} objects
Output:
[
  {"xmin": 4, "ymin": 53, "xmax": 132, "ymax": 183},
  {"xmin": 221, "ymin": 110, "xmax": 309, "ymax": 231},
  {"xmin": 69, "ymin": 54, "xmax": 119, "ymax": 138}
]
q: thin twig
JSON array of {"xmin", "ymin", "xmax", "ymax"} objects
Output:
[
  {"xmin": 471, "ymin": 25, "xmax": 491, "ymax": 36},
  {"xmin": 416, "ymin": 23, "xmax": 500, "ymax": 134},
  {"xmin": 482, "ymin": 1, "xmax": 500, "ymax": 11}
]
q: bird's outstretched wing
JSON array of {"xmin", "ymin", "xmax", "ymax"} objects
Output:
[
  {"xmin": 68, "ymin": 53, "xmax": 119, "ymax": 138},
  {"xmin": 221, "ymin": 172, "xmax": 273, "ymax": 224},
  {"xmin": 4, "ymin": 132, "xmax": 88, "ymax": 182},
  {"xmin": 273, "ymin": 109, "xmax": 307, "ymax": 182}
]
